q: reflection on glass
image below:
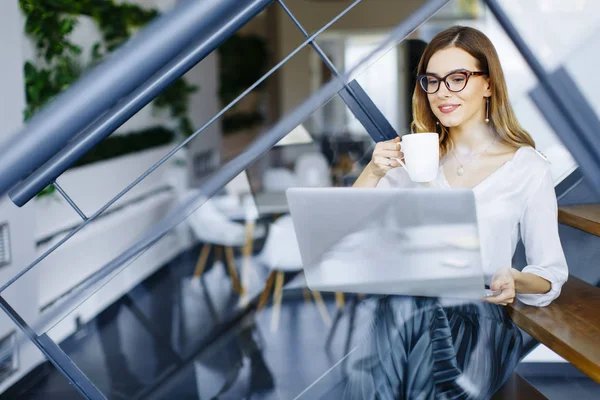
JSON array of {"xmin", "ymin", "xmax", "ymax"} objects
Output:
[
  {"xmin": 275, "ymin": 124, "xmax": 314, "ymax": 147},
  {"xmin": 337, "ymin": 293, "xmax": 522, "ymax": 399}
]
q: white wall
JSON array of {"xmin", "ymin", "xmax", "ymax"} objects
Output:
[
  {"xmin": 0, "ymin": 1, "xmax": 33, "ymax": 330},
  {"xmin": 0, "ymin": 0, "xmax": 42, "ymax": 393},
  {"xmin": 0, "ymin": 3, "xmax": 27, "ymax": 137}
]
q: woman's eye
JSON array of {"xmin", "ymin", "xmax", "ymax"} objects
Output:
[
  {"xmin": 428, "ymin": 79, "xmax": 438, "ymax": 84},
  {"xmin": 452, "ymin": 77, "xmax": 465, "ymax": 83}
]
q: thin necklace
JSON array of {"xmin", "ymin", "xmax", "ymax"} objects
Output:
[{"xmin": 451, "ymin": 138, "xmax": 497, "ymax": 176}]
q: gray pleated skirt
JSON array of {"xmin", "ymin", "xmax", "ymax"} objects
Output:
[{"xmin": 342, "ymin": 296, "xmax": 523, "ymax": 400}]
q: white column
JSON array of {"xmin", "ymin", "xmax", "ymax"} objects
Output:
[{"xmin": 0, "ymin": 0, "xmax": 26, "ymax": 141}]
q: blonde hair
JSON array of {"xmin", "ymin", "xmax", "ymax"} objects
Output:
[{"xmin": 410, "ymin": 26, "xmax": 535, "ymax": 157}]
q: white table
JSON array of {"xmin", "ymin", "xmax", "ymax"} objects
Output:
[{"xmin": 213, "ymin": 192, "xmax": 290, "ymax": 221}]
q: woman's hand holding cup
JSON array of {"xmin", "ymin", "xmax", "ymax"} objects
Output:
[{"xmin": 369, "ymin": 137, "xmax": 403, "ymax": 177}]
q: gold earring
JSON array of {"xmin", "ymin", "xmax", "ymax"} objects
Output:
[{"xmin": 485, "ymin": 97, "xmax": 490, "ymax": 123}]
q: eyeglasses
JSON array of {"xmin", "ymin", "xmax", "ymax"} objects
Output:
[{"xmin": 417, "ymin": 69, "xmax": 486, "ymax": 94}]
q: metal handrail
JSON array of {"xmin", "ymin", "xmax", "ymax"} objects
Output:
[
  {"xmin": 8, "ymin": 0, "xmax": 274, "ymax": 207},
  {"xmin": 0, "ymin": 0, "xmax": 273, "ymax": 200}
]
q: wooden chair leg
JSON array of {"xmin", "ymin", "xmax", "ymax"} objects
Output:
[
  {"xmin": 193, "ymin": 243, "xmax": 212, "ymax": 278},
  {"xmin": 214, "ymin": 246, "xmax": 223, "ymax": 264},
  {"xmin": 311, "ymin": 291, "xmax": 332, "ymax": 327},
  {"xmin": 224, "ymin": 246, "xmax": 243, "ymax": 294},
  {"xmin": 272, "ymin": 213, "xmax": 282, "ymax": 222},
  {"xmin": 335, "ymin": 292, "xmax": 345, "ymax": 309},
  {"xmin": 270, "ymin": 271, "xmax": 285, "ymax": 333},
  {"xmin": 240, "ymin": 222, "xmax": 255, "ymax": 300},
  {"xmin": 257, "ymin": 271, "xmax": 276, "ymax": 310},
  {"xmin": 303, "ymin": 288, "xmax": 312, "ymax": 305},
  {"xmin": 242, "ymin": 222, "xmax": 255, "ymax": 258}
]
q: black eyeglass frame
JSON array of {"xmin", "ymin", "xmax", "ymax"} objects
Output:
[{"xmin": 417, "ymin": 69, "xmax": 487, "ymax": 94}]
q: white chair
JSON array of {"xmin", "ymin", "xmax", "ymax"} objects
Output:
[
  {"xmin": 256, "ymin": 215, "xmax": 330, "ymax": 332},
  {"xmin": 225, "ymin": 170, "xmax": 253, "ymax": 198},
  {"xmin": 262, "ymin": 167, "xmax": 297, "ymax": 192},
  {"xmin": 186, "ymin": 194, "xmax": 266, "ymax": 294},
  {"xmin": 294, "ymin": 152, "xmax": 332, "ymax": 187}
]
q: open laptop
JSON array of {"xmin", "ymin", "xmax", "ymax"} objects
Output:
[{"xmin": 286, "ymin": 187, "xmax": 497, "ymax": 300}]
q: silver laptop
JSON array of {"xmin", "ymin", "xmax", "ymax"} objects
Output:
[{"xmin": 286, "ymin": 187, "xmax": 495, "ymax": 300}]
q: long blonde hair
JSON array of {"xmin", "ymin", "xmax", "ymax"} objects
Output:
[{"xmin": 410, "ymin": 26, "xmax": 535, "ymax": 157}]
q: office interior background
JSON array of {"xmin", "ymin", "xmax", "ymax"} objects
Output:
[{"xmin": 0, "ymin": 0, "xmax": 599, "ymax": 398}]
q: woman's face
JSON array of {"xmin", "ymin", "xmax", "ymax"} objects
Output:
[{"xmin": 425, "ymin": 47, "xmax": 491, "ymax": 129}]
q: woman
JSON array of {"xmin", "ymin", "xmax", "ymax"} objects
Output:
[{"xmin": 344, "ymin": 26, "xmax": 568, "ymax": 399}]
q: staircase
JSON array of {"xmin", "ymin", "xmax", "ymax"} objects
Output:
[{"xmin": 493, "ymin": 205, "xmax": 600, "ymax": 399}]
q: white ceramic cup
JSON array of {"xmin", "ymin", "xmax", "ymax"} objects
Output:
[{"xmin": 395, "ymin": 133, "xmax": 439, "ymax": 182}]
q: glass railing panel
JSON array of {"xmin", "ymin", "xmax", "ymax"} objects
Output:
[
  {"xmin": 0, "ymin": 195, "xmax": 39, "ymax": 326},
  {"xmin": 16, "ymin": 80, "xmax": 377, "ymax": 398},
  {"xmin": 0, "ymin": 42, "xmax": 332, "ymax": 342},
  {"xmin": 477, "ymin": 0, "xmax": 600, "ymax": 183},
  {"xmin": 441, "ymin": 3, "xmax": 599, "ymax": 397},
  {"xmin": 0, "ymin": 317, "xmax": 82, "ymax": 399},
  {"xmin": 35, "ymin": 184, "xmax": 272, "ymax": 398},
  {"xmin": 237, "ymin": 101, "xmax": 377, "ymax": 399},
  {"xmin": 7, "ymin": 2, "xmax": 600, "ymax": 398},
  {"xmin": 563, "ymin": 38, "xmax": 600, "ymax": 142},
  {"xmin": 290, "ymin": 3, "xmax": 600, "ymax": 399},
  {"xmin": 0, "ymin": 187, "xmax": 180, "ymax": 335},
  {"xmin": 490, "ymin": 0, "xmax": 600, "ymax": 73}
]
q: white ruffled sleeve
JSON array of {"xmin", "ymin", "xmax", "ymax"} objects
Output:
[{"xmin": 516, "ymin": 167, "xmax": 569, "ymax": 307}]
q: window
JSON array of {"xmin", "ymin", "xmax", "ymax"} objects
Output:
[
  {"xmin": 0, "ymin": 223, "xmax": 10, "ymax": 268},
  {"xmin": 0, "ymin": 332, "xmax": 17, "ymax": 384},
  {"xmin": 344, "ymin": 35, "xmax": 399, "ymax": 135},
  {"xmin": 311, "ymin": 33, "xmax": 401, "ymax": 137},
  {"xmin": 193, "ymin": 150, "xmax": 219, "ymax": 178}
]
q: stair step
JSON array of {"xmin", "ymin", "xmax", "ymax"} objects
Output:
[
  {"xmin": 492, "ymin": 373, "xmax": 547, "ymax": 399},
  {"xmin": 558, "ymin": 204, "xmax": 600, "ymax": 237},
  {"xmin": 507, "ymin": 276, "xmax": 600, "ymax": 383}
]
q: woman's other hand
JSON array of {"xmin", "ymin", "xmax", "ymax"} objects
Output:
[
  {"xmin": 368, "ymin": 137, "xmax": 403, "ymax": 178},
  {"xmin": 484, "ymin": 268, "xmax": 516, "ymax": 306}
]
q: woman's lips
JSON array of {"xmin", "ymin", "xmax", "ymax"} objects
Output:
[{"xmin": 438, "ymin": 104, "xmax": 460, "ymax": 114}]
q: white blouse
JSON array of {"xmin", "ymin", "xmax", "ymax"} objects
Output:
[{"xmin": 376, "ymin": 146, "xmax": 569, "ymax": 307}]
